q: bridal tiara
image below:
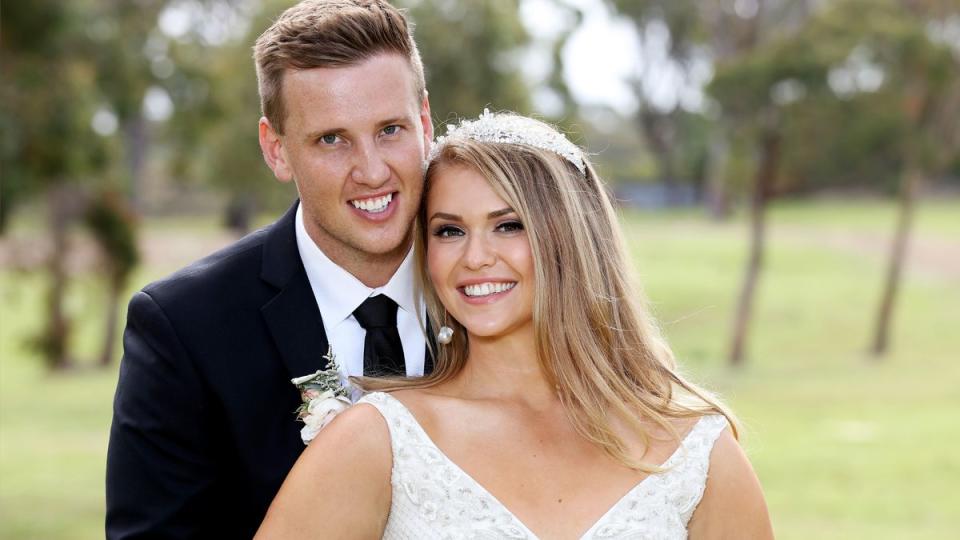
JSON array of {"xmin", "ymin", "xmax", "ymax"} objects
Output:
[{"xmin": 429, "ymin": 109, "xmax": 587, "ymax": 175}]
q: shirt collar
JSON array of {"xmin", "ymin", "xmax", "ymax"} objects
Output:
[{"xmin": 295, "ymin": 204, "xmax": 418, "ymax": 325}]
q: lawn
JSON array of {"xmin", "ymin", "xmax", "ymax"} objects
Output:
[{"xmin": 1, "ymin": 199, "xmax": 958, "ymax": 539}]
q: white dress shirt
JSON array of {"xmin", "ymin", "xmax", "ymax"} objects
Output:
[{"xmin": 295, "ymin": 205, "xmax": 426, "ymax": 390}]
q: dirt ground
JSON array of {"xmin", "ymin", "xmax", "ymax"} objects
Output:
[{"xmin": 773, "ymin": 224, "xmax": 960, "ymax": 282}]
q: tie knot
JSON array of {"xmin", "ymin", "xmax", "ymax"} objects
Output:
[{"xmin": 353, "ymin": 295, "xmax": 399, "ymax": 329}]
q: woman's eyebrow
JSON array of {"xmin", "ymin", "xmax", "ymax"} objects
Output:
[
  {"xmin": 488, "ymin": 208, "xmax": 514, "ymax": 219},
  {"xmin": 428, "ymin": 212, "xmax": 460, "ymax": 222},
  {"xmin": 428, "ymin": 208, "xmax": 515, "ymax": 222}
]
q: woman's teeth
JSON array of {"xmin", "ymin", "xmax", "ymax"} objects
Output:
[
  {"xmin": 463, "ymin": 282, "xmax": 516, "ymax": 297},
  {"xmin": 351, "ymin": 193, "xmax": 392, "ymax": 213}
]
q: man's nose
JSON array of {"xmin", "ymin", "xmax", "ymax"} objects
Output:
[{"xmin": 351, "ymin": 140, "xmax": 391, "ymax": 187}]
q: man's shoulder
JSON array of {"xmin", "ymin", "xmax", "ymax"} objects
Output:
[
  {"xmin": 139, "ymin": 223, "xmax": 275, "ymax": 309},
  {"xmin": 150, "ymin": 226, "xmax": 268, "ymax": 285}
]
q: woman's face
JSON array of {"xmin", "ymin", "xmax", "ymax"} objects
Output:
[{"xmin": 425, "ymin": 164, "xmax": 535, "ymax": 340}]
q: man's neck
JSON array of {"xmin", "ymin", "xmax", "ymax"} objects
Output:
[
  {"xmin": 306, "ymin": 231, "xmax": 410, "ymax": 289},
  {"xmin": 345, "ymin": 252, "xmax": 407, "ymax": 289}
]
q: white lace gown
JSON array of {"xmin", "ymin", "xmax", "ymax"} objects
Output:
[{"xmin": 357, "ymin": 392, "xmax": 728, "ymax": 540}]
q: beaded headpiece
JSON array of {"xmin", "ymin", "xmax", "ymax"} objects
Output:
[{"xmin": 429, "ymin": 109, "xmax": 586, "ymax": 174}]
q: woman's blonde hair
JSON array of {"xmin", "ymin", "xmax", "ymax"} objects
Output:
[{"xmin": 361, "ymin": 115, "xmax": 736, "ymax": 470}]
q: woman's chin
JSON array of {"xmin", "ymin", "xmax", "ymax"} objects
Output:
[{"xmin": 459, "ymin": 320, "xmax": 532, "ymax": 341}]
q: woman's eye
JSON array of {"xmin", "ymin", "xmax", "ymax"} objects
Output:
[
  {"xmin": 433, "ymin": 225, "xmax": 464, "ymax": 238},
  {"xmin": 496, "ymin": 220, "xmax": 524, "ymax": 233}
]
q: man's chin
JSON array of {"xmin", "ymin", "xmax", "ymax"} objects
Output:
[{"xmin": 352, "ymin": 229, "xmax": 415, "ymax": 259}]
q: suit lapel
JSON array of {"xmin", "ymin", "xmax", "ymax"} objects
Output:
[
  {"xmin": 260, "ymin": 202, "xmax": 331, "ymax": 379},
  {"xmin": 260, "ymin": 201, "xmax": 435, "ymax": 378},
  {"xmin": 261, "ymin": 271, "xmax": 330, "ymax": 379}
]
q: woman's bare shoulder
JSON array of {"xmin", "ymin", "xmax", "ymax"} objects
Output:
[
  {"xmin": 687, "ymin": 428, "xmax": 774, "ymax": 539},
  {"xmin": 255, "ymin": 400, "xmax": 393, "ymax": 538},
  {"xmin": 288, "ymin": 401, "xmax": 393, "ymax": 487},
  {"xmin": 327, "ymin": 399, "xmax": 392, "ymax": 445}
]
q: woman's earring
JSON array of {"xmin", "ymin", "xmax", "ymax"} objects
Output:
[{"xmin": 437, "ymin": 326, "xmax": 454, "ymax": 345}]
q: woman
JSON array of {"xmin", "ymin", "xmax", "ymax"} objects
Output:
[{"xmin": 257, "ymin": 111, "xmax": 773, "ymax": 539}]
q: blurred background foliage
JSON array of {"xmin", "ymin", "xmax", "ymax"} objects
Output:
[{"xmin": 1, "ymin": 0, "xmax": 959, "ymax": 538}]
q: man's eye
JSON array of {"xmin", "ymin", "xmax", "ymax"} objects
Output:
[
  {"xmin": 383, "ymin": 125, "xmax": 400, "ymax": 136},
  {"xmin": 319, "ymin": 134, "xmax": 339, "ymax": 145},
  {"xmin": 433, "ymin": 225, "xmax": 464, "ymax": 238},
  {"xmin": 496, "ymin": 220, "xmax": 524, "ymax": 233}
]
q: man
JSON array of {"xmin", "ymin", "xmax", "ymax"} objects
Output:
[{"xmin": 105, "ymin": 1, "xmax": 433, "ymax": 537}]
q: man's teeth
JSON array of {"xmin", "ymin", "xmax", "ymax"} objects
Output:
[
  {"xmin": 351, "ymin": 193, "xmax": 393, "ymax": 213},
  {"xmin": 463, "ymin": 282, "xmax": 516, "ymax": 297}
]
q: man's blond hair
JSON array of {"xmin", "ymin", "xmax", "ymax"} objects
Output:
[{"xmin": 253, "ymin": 0, "xmax": 425, "ymax": 134}]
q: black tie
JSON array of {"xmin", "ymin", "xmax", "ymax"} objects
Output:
[{"xmin": 353, "ymin": 295, "xmax": 406, "ymax": 376}]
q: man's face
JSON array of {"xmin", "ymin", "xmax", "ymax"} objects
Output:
[{"xmin": 260, "ymin": 53, "xmax": 432, "ymax": 276}]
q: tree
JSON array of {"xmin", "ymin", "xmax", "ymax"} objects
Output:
[
  {"xmin": 707, "ymin": 0, "xmax": 818, "ymax": 365},
  {"xmin": 401, "ymin": 0, "xmax": 532, "ymax": 122},
  {"xmin": 607, "ymin": 1, "xmax": 815, "ymax": 214},
  {"xmin": 85, "ymin": 191, "xmax": 140, "ymax": 366},
  {"xmin": 605, "ymin": 1, "xmax": 707, "ymax": 202},
  {"xmin": 3, "ymin": 0, "xmax": 112, "ymax": 369},
  {"xmin": 86, "ymin": 0, "xmax": 171, "ymax": 212},
  {"xmin": 843, "ymin": 0, "xmax": 960, "ymax": 357},
  {"xmin": 710, "ymin": 0, "xmax": 959, "ymax": 364},
  {"xmin": 163, "ymin": 0, "xmax": 293, "ymax": 235}
]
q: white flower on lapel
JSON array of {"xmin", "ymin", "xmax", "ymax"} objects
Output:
[
  {"xmin": 291, "ymin": 347, "xmax": 354, "ymax": 444},
  {"xmin": 300, "ymin": 392, "xmax": 352, "ymax": 444},
  {"xmin": 291, "ymin": 370, "xmax": 323, "ymax": 386}
]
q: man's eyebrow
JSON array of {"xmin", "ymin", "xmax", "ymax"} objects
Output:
[
  {"xmin": 303, "ymin": 127, "xmax": 346, "ymax": 142},
  {"xmin": 377, "ymin": 116, "xmax": 408, "ymax": 128}
]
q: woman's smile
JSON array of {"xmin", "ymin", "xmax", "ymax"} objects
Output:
[{"xmin": 458, "ymin": 280, "xmax": 518, "ymax": 303}]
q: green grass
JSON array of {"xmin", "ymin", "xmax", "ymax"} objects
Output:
[
  {"xmin": 621, "ymin": 200, "xmax": 960, "ymax": 539},
  {"xmin": 1, "ymin": 199, "xmax": 958, "ymax": 539}
]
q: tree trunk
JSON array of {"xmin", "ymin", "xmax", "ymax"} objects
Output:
[
  {"xmin": 729, "ymin": 125, "xmax": 780, "ymax": 366},
  {"xmin": 99, "ymin": 274, "xmax": 124, "ymax": 367},
  {"xmin": 870, "ymin": 166, "xmax": 920, "ymax": 358},
  {"xmin": 123, "ymin": 112, "xmax": 148, "ymax": 212},
  {"xmin": 224, "ymin": 192, "xmax": 258, "ymax": 237},
  {"xmin": 0, "ymin": 191, "xmax": 11, "ymax": 234},
  {"xmin": 705, "ymin": 126, "xmax": 731, "ymax": 220},
  {"xmin": 43, "ymin": 185, "xmax": 74, "ymax": 370},
  {"xmin": 639, "ymin": 109, "xmax": 678, "ymax": 205}
]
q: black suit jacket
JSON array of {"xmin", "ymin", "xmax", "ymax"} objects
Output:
[{"xmin": 106, "ymin": 202, "xmax": 427, "ymax": 538}]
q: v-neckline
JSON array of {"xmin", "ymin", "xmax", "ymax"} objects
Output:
[{"xmin": 377, "ymin": 392, "xmax": 709, "ymax": 540}]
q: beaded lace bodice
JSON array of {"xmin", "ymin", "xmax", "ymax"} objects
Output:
[{"xmin": 357, "ymin": 392, "xmax": 728, "ymax": 540}]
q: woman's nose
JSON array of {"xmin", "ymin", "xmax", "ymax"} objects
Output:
[{"xmin": 463, "ymin": 233, "xmax": 496, "ymax": 270}]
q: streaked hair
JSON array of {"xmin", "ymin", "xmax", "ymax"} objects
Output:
[{"xmin": 362, "ymin": 115, "xmax": 737, "ymax": 470}]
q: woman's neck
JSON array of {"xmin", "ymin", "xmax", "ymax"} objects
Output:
[{"xmin": 446, "ymin": 326, "xmax": 558, "ymax": 407}]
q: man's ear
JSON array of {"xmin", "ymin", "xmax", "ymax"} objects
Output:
[
  {"xmin": 259, "ymin": 117, "xmax": 293, "ymax": 182},
  {"xmin": 419, "ymin": 93, "xmax": 433, "ymax": 157}
]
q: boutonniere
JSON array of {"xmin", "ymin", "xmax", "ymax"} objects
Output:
[{"xmin": 291, "ymin": 346, "xmax": 352, "ymax": 445}]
